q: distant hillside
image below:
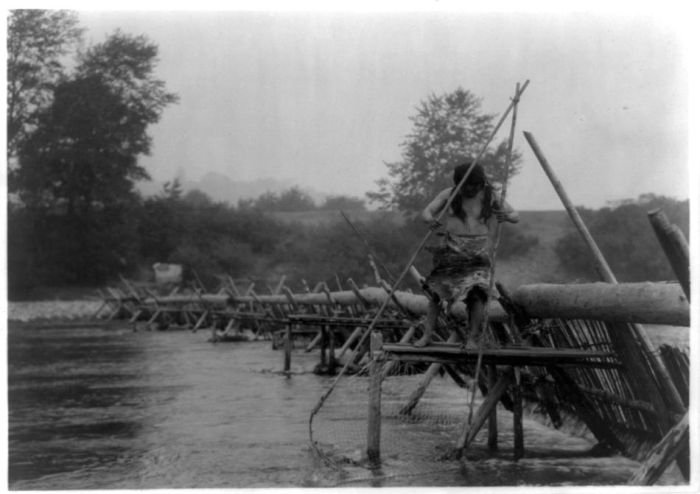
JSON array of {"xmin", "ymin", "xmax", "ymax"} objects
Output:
[
  {"xmin": 269, "ymin": 209, "xmax": 577, "ymax": 285},
  {"xmin": 269, "ymin": 209, "xmax": 404, "ymax": 227},
  {"xmin": 137, "ymin": 172, "xmax": 327, "ymax": 205},
  {"xmin": 497, "ymin": 210, "xmax": 575, "ymax": 287}
]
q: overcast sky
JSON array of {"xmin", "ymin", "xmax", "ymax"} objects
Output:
[{"xmin": 21, "ymin": 5, "xmax": 697, "ymax": 210}]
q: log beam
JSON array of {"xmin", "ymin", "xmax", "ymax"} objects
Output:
[
  {"xmin": 511, "ymin": 282, "xmax": 689, "ymax": 326},
  {"xmin": 138, "ymin": 282, "xmax": 688, "ymax": 326}
]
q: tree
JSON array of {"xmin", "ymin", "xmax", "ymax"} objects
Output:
[
  {"xmin": 367, "ymin": 88, "xmax": 521, "ymax": 214},
  {"xmin": 7, "ymin": 9, "xmax": 83, "ymax": 161},
  {"xmin": 8, "ymin": 30, "xmax": 178, "ymax": 286},
  {"xmin": 11, "ymin": 31, "xmax": 178, "ymax": 213},
  {"xmin": 250, "ymin": 186, "xmax": 317, "ymax": 211}
]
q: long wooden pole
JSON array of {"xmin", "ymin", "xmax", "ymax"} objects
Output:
[
  {"xmin": 523, "ymin": 132, "xmax": 685, "ymax": 418},
  {"xmin": 468, "ymin": 81, "xmax": 523, "ymax": 428}
]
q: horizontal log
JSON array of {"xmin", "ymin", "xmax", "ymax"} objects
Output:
[
  {"xmin": 140, "ymin": 287, "xmax": 510, "ymax": 323},
  {"xmin": 512, "ymin": 282, "xmax": 689, "ymax": 326},
  {"xmin": 135, "ymin": 282, "xmax": 688, "ymax": 326}
]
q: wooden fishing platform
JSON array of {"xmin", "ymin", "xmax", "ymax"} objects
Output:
[{"xmin": 90, "ymin": 198, "xmax": 690, "ymax": 486}]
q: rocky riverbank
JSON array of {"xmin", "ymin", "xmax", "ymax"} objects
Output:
[{"xmin": 8, "ymin": 300, "xmax": 104, "ymax": 322}]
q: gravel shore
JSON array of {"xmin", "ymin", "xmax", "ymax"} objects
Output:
[{"xmin": 8, "ymin": 300, "xmax": 104, "ymax": 322}]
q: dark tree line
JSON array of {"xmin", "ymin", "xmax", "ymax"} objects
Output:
[
  {"xmin": 7, "ymin": 11, "xmax": 177, "ymax": 295},
  {"xmin": 237, "ymin": 186, "xmax": 366, "ymax": 212},
  {"xmin": 554, "ymin": 194, "xmax": 689, "ymax": 283}
]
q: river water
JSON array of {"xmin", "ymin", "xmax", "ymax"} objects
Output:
[
  {"xmin": 8, "ymin": 325, "xmax": 338, "ymax": 489},
  {"xmin": 7, "ymin": 323, "xmax": 687, "ymax": 489}
]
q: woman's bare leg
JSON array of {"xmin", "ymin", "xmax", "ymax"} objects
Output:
[
  {"xmin": 414, "ymin": 299, "xmax": 439, "ymax": 347},
  {"xmin": 466, "ymin": 294, "xmax": 486, "ymax": 347}
]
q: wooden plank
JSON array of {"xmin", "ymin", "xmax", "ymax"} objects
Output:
[
  {"xmin": 384, "ymin": 343, "xmax": 614, "ymax": 359},
  {"xmin": 384, "ymin": 352, "xmax": 620, "ymax": 369}
]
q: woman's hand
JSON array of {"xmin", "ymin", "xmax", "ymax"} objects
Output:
[
  {"xmin": 427, "ymin": 218, "xmax": 442, "ymax": 231},
  {"xmin": 494, "ymin": 210, "xmax": 510, "ymax": 222},
  {"xmin": 493, "ymin": 206, "xmax": 518, "ymax": 223}
]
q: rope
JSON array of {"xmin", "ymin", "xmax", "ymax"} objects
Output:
[
  {"xmin": 308, "ymin": 80, "xmax": 530, "ymax": 460},
  {"xmin": 467, "ymin": 82, "xmax": 522, "ymax": 427}
]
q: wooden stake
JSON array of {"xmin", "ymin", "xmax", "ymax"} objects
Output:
[
  {"xmin": 512, "ymin": 369, "xmax": 524, "ymax": 460},
  {"xmin": 304, "ymin": 331, "xmax": 323, "ymax": 353},
  {"xmin": 398, "ymin": 332, "xmax": 460, "ymax": 415},
  {"xmin": 284, "ymin": 320, "xmax": 292, "ymax": 376},
  {"xmin": 338, "ymin": 326, "xmax": 363, "ymax": 358},
  {"xmin": 273, "ymin": 276, "xmax": 287, "ymax": 295},
  {"xmin": 328, "ymin": 324, "xmax": 337, "ymax": 370},
  {"xmin": 367, "ymin": 331, "xmax": 383, "ymax": 466},
  {"xmin": 487, "ymin": 365, "xmax": 499, "ymax": 452},
  {"xmin": 456, "ymin": 369, "xmax": 512, "ymax": 455},
  {"xmin": 319, "ymin": 325, "xmax": 328, "ymax": 368}
]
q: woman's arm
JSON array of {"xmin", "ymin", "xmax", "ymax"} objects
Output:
[
  {"xmin": 421, "ymin": 188, "xmax": 451, "ymax": 224},
  {"xmin": 492, "ymin": 192, "xmax": 519, "ymax": 223}
]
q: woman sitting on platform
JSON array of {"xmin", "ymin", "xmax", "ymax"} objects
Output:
[{"xmin": 414, "ymin": 162, "xmax": 519, "ymax": 347}]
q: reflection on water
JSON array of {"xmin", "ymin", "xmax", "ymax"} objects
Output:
[{"xmin": 8, "ymin": 326, "xmax": 335, "ymax": 489}]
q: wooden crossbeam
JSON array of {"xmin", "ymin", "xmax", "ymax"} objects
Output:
[{"xmin": 383, "ymin": 343, "xmax": 617, "ymax": 368}]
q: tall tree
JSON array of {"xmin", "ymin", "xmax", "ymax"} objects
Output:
[
  {"xmin": 9, "ymin": 30, "xmax": 178, "ymax": 286},
  {"xmin": 367, "ymin": 88, "xmax": 521, "ymax": 214},
  {"xmin": 7, "ymin": 9, "xmax": 83, "ymax": 161},
  {"xmin": 11, "ymin": 31, "xmax": 178, "ymax": 212}
]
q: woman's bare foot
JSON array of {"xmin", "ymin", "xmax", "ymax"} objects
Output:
[
  {"xmin": 414, "ymin": 334, "xmax": 431, "ymax": 347},
  {"xmin": 461, "ymin": 337, "xmax": 478, "ymax": 350}
]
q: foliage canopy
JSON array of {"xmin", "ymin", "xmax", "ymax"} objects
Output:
[
  {"xmin": 554, "ymin": 195, "xmax": 690, "ymax": 282},
  {"xmin": 10, "ymin": 31, "xmax": 178, "ymax": 213},
  {"xmin": 7, "ymin": 10, "xmax": 83, "ymax": 159},
  {"xmin": 367, "ymin": 87, "xmax": 522, "ymax": 214}
]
